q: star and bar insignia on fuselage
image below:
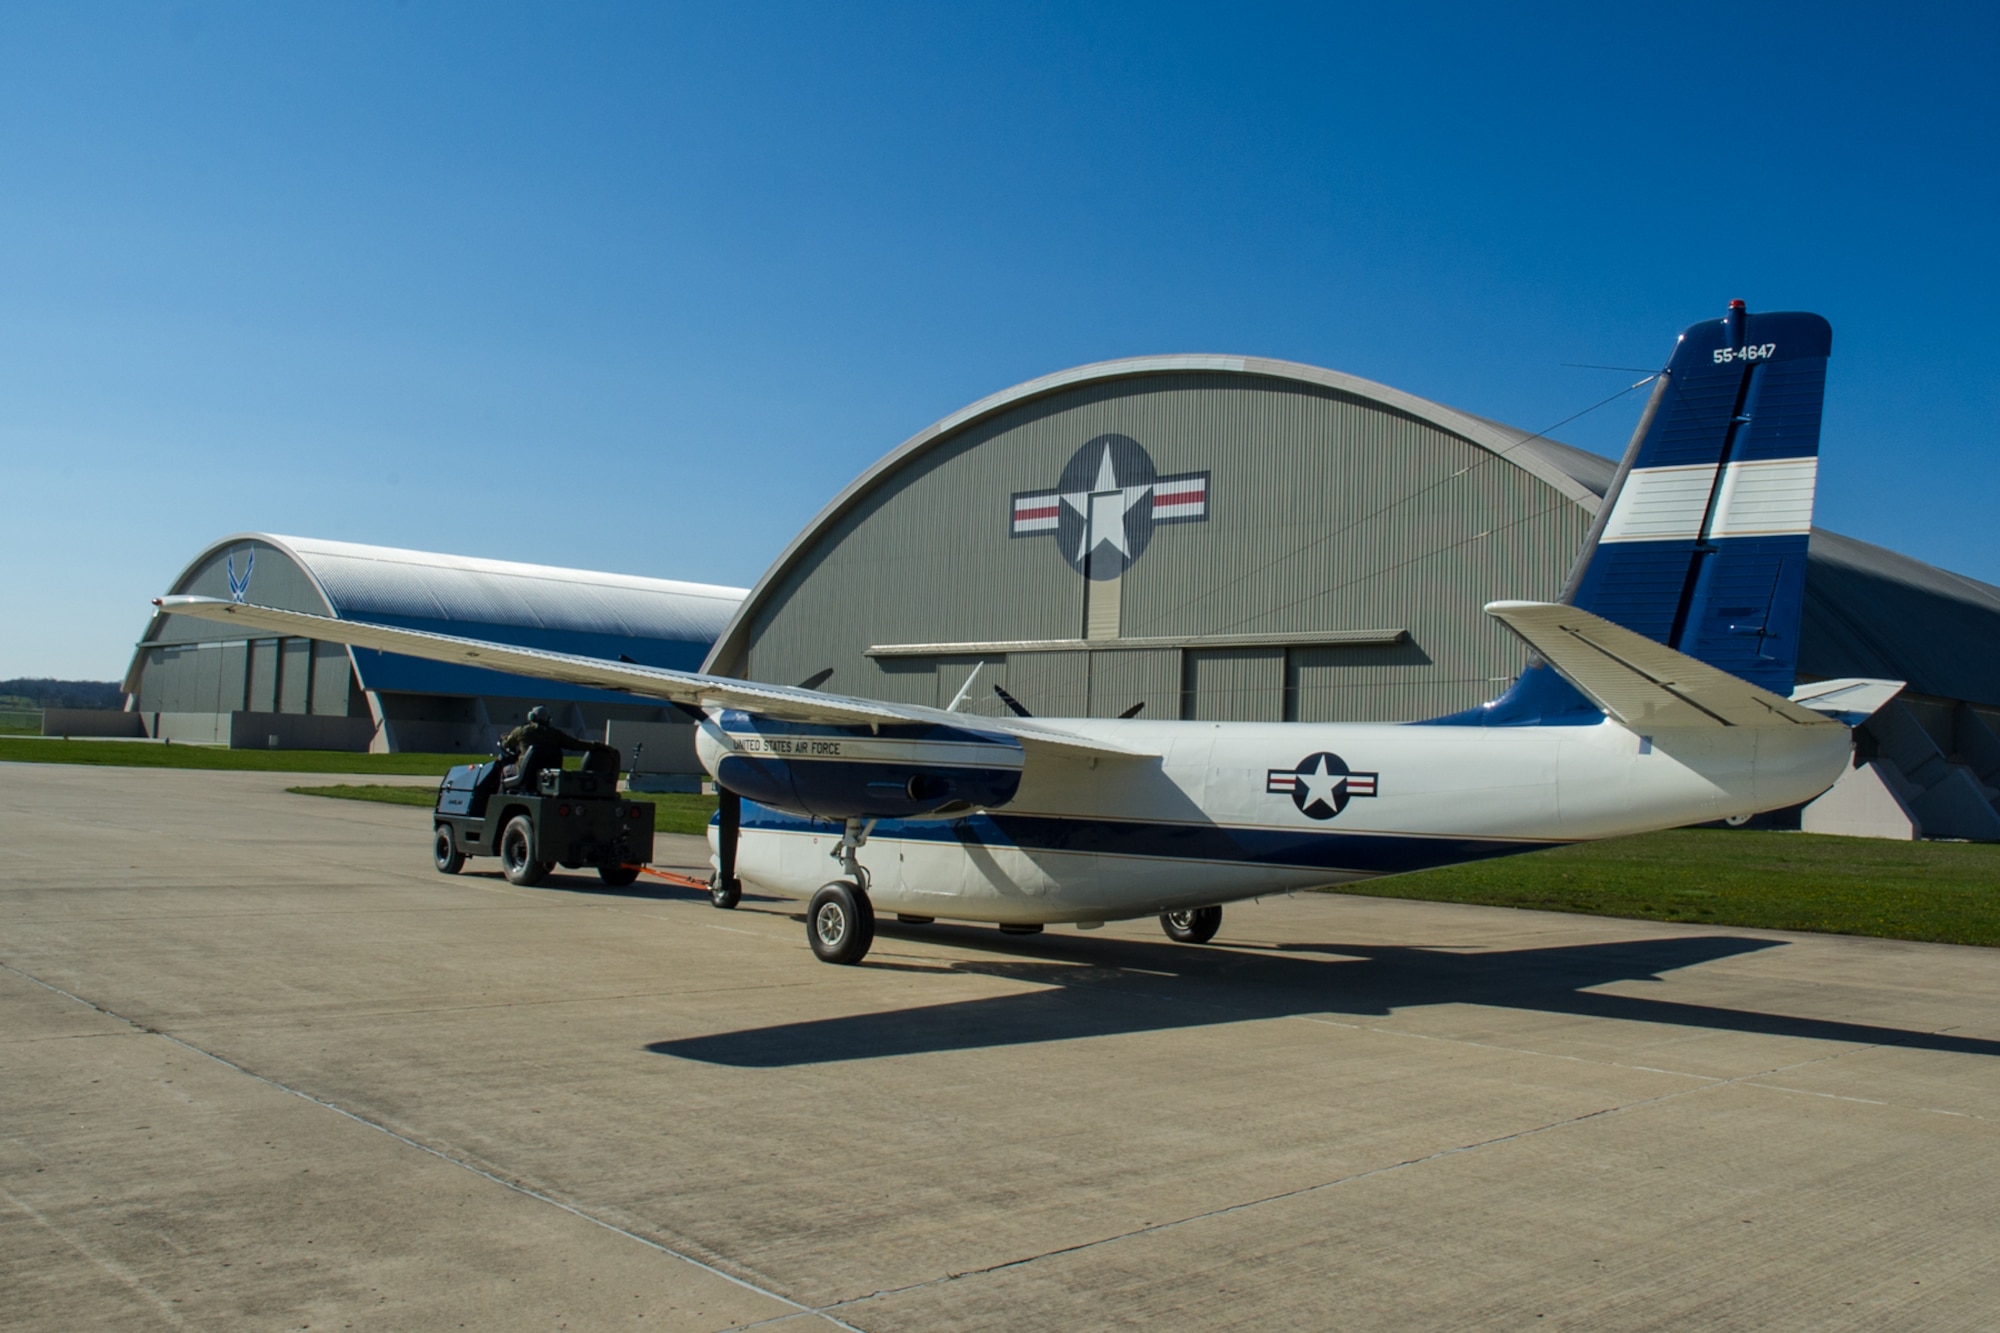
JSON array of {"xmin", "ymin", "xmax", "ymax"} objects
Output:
[{"xmin": 1266, "ymin": 752, "xmax": 1379, "ymax": 821}]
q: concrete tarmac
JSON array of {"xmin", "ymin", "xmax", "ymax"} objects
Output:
[{"xmin": 4, "ymin": 763, "xmax": 1999, "ymax": 1330}]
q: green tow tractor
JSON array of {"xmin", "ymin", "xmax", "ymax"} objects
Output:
[{"xmin": 431, "ymin": 746, "xmax": 655, "ymax": 888}]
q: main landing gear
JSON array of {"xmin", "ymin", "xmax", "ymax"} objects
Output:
[
  {"xmin": 1160, "ymin": 905, "xmax": 1222, "ymax": 944},
  {"xmin": 807, "ymin": 818, "xmax": 877, "ymax": 965},
  {"xmin": 809, "ymin": 879, "xmax": 875, "ymax": 964}
]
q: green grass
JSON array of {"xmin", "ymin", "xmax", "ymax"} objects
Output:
[
  {"xmin": 288, "ymin": 784, "xmax": 720, "ymax": 837},
  {"xmin": 0, "ymin": 736, "xmax": 475, "ymax": 775},
  {"xmin": 1340, "ymin": 827, "xmax": 2000, "ymax": 946}
]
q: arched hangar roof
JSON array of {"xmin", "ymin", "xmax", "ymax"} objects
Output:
[
  {"xmin": 139, "ymin": 533, "xmax": 746, "ymax": 700},
  {"xmin": 704, "ymin": 354, "xmax": 2000, "ymax": 713},
  {"xmin": 704, "ymin": 354, "xmax": 1607, "ymax": 675}
]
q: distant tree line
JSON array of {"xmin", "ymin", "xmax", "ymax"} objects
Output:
[{"xmin": 0, "ymin": 679, "xmax": 126, "ymax": 710}]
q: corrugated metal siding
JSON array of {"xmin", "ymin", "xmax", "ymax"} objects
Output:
[
  {"xmin": 1088, "ymin": 649, "xmax": 1180, "ymax": 719},
  {"xmin": 1009, "ymin": 652, "xmax": 1090, "ymax": 719},
  {"xmin": 249, "ymin": 640, "xmax": 278, "ymax": 712},
  {"xmin": 279, "ymin": 639, "xmax": 312, "ymax": 715},
  {"xmin": 310, "ymin": 641, "xmax": 351, "ymax": 716},
  {"xmin": 741, "ymin": 374, "xmax": 1590, "ymax": 722},
  {"xmin": 1181, "ymin": 648, "xmax": 1285, "ymax": 721},
  {"xmin": 1800, "ymin": 530, "xmax": 2000, "ymax": 709}
]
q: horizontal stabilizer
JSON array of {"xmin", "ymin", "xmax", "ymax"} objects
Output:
[
  {"xmin": 1788, "ymin": 677, "xmax": 1905, "ymax": 727},
  {"xmin": 152, "ymin": 596, "xmax": 1155, "ymax": 762},
  {"xmin": 1485, "ymin": 600, "xmax": 1842, "ymax": 730}
]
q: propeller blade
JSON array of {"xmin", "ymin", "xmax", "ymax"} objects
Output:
[
  {"xmin": 797, "ymin": 667, "xmax": 834, "ymax": 690},
  {"xmin": 1118, "ymin": 701, "xmax": 1146, "ymax": 718},
  {"xmin": 993, "ymin": 684, "xmax": 1033, "ymax": 718}
]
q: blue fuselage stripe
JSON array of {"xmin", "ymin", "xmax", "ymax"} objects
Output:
[{"xmin": 735, "ymin": 804, "xmax": 1563, "ymax": 877}]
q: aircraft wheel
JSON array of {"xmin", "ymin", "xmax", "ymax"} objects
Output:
[
  {"xmin": 499, "ymin": 816, "xmax": 550, "ymax": 886},
  {"xmin": 1160, "ymin": 905, "xmax": 1221, "ymax": 944},
  {"xmin": 807, "ymin": 880, "xmax": 874, "ymax": 964},
  {"xmin": 710, "ymin": 874, "xmax": 742, "ymax": 910},
  {"xmin": 433, "ymin": 826, "xmax": 465, "ymax": 875},
  {"xmin": 598, "ymin": 864, "xmax": 641, "ymax": 888}
]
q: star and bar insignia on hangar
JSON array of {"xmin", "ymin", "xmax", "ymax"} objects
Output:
[
  {"xmin": 1010, "ymin": 433, "xmax": 1209, "ymax": 578},
  {"xmin": 1267, "ymin": 752, "xmax": 1379, "ymax": 821}
]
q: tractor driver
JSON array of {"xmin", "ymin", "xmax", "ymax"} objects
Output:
[{"xmin": 499, "ymin": 706, "xmax": 596, "ymax": 792}]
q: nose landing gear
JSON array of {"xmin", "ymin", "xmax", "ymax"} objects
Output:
[{"xmin": 710, "ymin": 787, "xmax": 743, "ymax": 909}]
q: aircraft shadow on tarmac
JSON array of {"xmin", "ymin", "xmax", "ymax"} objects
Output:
[{"xmin": 647, "ymin": 926, "xmax": 2000, "ymax": 1068}]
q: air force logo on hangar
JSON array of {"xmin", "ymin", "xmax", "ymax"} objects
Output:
[{"xmin": 1010, "ymin": 434, "xmax": 1208, "ymax": 579}]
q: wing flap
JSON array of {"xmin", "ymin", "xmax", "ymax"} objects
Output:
[
  {"xmin": 153, "ymin": 596, "xmax": 1153, "ymax": 760},
  {"xmin": 1484, "ymin": 600, "xmax": 1841, "ymax": 730}
]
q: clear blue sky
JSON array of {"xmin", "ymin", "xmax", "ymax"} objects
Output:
[{"xmin": 4, "ymin": 2, "xmax": 1995, "ymax": 678}]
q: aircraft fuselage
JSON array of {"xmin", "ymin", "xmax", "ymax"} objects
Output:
[{"xmin": 703, "ymin": 715, "xmax": 1851, "ymax": 925}]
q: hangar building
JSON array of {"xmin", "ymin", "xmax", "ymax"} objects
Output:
[
  {"xmin": 128, "ymin": 534, "xmax": 744, "ymax": 755},
  {"xmin": 707, "ymin": 355, "xmax": 2000, "ymax": 840}
]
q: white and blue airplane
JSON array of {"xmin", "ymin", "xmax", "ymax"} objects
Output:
[{"xmin": 160, "ymin": 304, "xmax": 1899, "ymax": 966}]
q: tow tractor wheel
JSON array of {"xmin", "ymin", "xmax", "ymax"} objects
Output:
[
  {"xmin": 807, "ymin": 880, "xmax": 874, "ymax": 965},
  {"xmin": 710, "ymin": 875, "xmax": 742, "ymax": 910},
  {"xmin": 499, "ymin": 815, "xmax": 551, "ymax": 886},
  {"xmin": 433, "ymin": 826, "xmax": 465, "ymax": 875},
  {"xmin": 1161, "ymin": 905, "xmax": 1222, "ymax": 944},
  {"xmin": 598, "ymin": 864, "xmax": 641, "ymax": 888}
]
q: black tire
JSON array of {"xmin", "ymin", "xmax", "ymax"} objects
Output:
[
  {"xmin": 997, "ymin": 922, "xmax": 1043, "ymax": 936},
  {"xmin": 807, "ymin": 880, "xmax": 875, "ymax": 964},
  {"xmin": 499, "ymin": 815, "xmax": 550, "ymax": 886},
  {"xmin": 598, "ymin": 864, "xmax": 641, "ymax": 888},
  {"xmin": 710, "ymin": 875, "xmax": 742, "ymax": 910},
  {"xmin": 433, "ymin": 826, "xmax": 465, "ymax": 875},
  {"xmin": 1160, "ymin": 905, "xmax": 1222, "ymax": 944}
]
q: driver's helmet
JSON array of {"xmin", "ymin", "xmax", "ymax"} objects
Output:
[{"xmin": 526, "ymin": 705, "xmax": 551, "ymax": 725}]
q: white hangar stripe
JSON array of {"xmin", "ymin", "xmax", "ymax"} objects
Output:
[
  {"xmin": 1601, "ymin": 458, "xmax": 1817, "ymax": 543},
  {"xmin": 1011, "ymin": 493, "xmax": 1062, "ymax": 534},
  {"xmin": 1151, "ymin": 473, "xmax": 1208, "ymax": 522}
]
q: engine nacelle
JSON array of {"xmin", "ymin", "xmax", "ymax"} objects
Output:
[{"xmin": 695, "ymin": 711, "xmax": 1024, "ymax": 821}]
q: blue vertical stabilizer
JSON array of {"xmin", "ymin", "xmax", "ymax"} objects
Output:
[
  {"xmin": 1427, "ymin": 303, "xmax": 1831, "ymax": 726},
  {"xmin": 1567, "ymin": 304, "xmax": 1830, "ymax": 694}
]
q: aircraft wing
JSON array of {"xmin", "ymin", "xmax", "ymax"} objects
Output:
[
  {"xmin": 1484, "ymin": 600, "xmax": 1843, "ymax": 730},
  {"xmin": 153, "ymin": 596, "xmax": 1155, "ymax": 761}
]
